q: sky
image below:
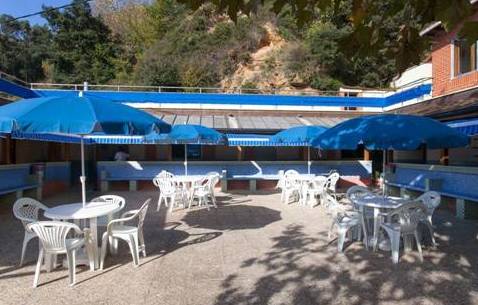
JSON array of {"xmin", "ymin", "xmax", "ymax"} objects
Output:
[{"xmin": 1, "ymin": 0, "xmax": 75, "ymax": 25}]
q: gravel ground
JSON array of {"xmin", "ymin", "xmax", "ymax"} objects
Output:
[{"xmin": 0, "ymin": 190, "xmax": 477, "ymax": 305}]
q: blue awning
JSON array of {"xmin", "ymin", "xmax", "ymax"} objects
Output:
[
  {"xmin": 447, "ymin": 119, "xmax": 478, "ymax": 136},
  {"xmin": 11, "ymin": 132, "xmax": 314, "ymax": 146},
  {"xmin": 226, "ymin": 134, "xmax": 309, "ymax": 146},
  {"xmin": 10, "ymin": 132, "xmax": 146, "ymax": 144}
]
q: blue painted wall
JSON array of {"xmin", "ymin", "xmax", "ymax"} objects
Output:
[{"xmin": 32, "ymin": 84, "xmax": 431, "ymax": 108}]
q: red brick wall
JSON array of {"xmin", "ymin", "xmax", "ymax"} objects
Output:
[{"xmin": 432, "ymin": 12, "xmax": 478, "ymax": 96}]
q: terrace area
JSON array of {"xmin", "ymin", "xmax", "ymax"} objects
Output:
[{"xmin": 1, "ymin": 190, "xmax": 477, "ymax": 305}]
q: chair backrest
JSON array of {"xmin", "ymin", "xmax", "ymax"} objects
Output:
[
  {"xmin": 27, "ymin": 221, "xmax": 82, "ymax": 253},
  {"xmin": 323, "ymin": 193, "xmax": 343, "ymax": 218},
  {"xmin": 153, "ymin": 173, "xmax": 177, "ymax": 194},
  {"xmin": 137, "ymin": 199, "xmax": 151, "ymax": 231},
  {"xmin": 325, "ymin": 172, "xmax": 340, "ymax": 192},
  {"xmin": 208, "ymin": 174, "xmax": 220, "ymax": 191},
  {"xmin": 13, "ymin": 198, "xmax": 48, "ymax": 228},
  {"xmin": 416, "ymin": 191, "xmax": 441, "ymax": 216},
  {"xmin": 311, "ymin": 176, "xmax": 327, "ymax": 190},
  {"xmin": 284, "ymin": 169, "xmax": 299, "ymax": 177},
  {"xmin": 388, "ymin": 201, "xmax": 427, "ymax": 234},
  {"xmin": 91, "ymin": 195, "xmax": 126, "ymax": 210},
  {"xmin": 206, "ymin": 171, "xmax": 220, "ymax": 178},
  {"xmin": 153, "ymin": 171, "xmax": 174, "ymax": 188}
]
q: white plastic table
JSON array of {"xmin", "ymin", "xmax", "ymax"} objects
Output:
[
  {"xmin": 353, "ymin": 194, "xmax": 408, "ymax": 250},
  {"xmin": 45, "ymin": 201, "xmax": 122, "ymax": 269}
]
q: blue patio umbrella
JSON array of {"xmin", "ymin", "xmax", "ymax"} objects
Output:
[
  {"xmin": 271, "ymin": 125, "xmax": 328, "ymax": 174},
  {"xmin": 311, "ymin": 114, "xmax": 468, "ymax": 150},
  {"xmin": 146, "ymin": 124, "xmax": 227, "ymax": 175},
  {"xmin": 311, "ymin": 114, "xmax": 469, "ymax": 192},
  {"xmin": 0, "ymin": 94, "xmax": 171, "ymax": 206}
]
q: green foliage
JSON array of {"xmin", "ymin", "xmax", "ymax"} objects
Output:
[
  {"xmin": 0, "ymin": 0, "xmax": 464, "ymax": 91},
  {"xmin": 0, "ymin": 15, "xmax": 52, "ymax": 82},
  {"xmin": 133, "ymin": 1, "xmax": 263, "ymax": 87},
  {"xmin": 310, "ymin": 76, "xmax": 342, "ymax": 91},
  {"xmin": 41, "ymin": 0, "xmax": 120, "ymax": 84},
  {"xmin": 178, "ymin": 0, "xmax": 478, "ymax": 74}
]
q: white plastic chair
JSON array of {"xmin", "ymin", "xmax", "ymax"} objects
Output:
[
  {"xmin": 416, "ymin": 191, "xmax": 441, "ymax": 246},
  {"xmin": 12, "ymin": 198, "xmax": 49, "ymax": 266},
  {"xmin": 325, "ymin": 172, "xmax": 340, "ymax": 199},
  {"xmin": 27, "ymin": 221, "xmax": 94, "ymax": 287},
  {"xmin": 324, "ymin": 193, "xmax": 362, "ymax": 252},
  {"xmin": 153, "ymin": 172, "xmax": 185, "ymax": 212},
  {"xmin": 100, "ymin": 199, "xmax": 151, "ymax": 269},
  {"xmin": 281, "ymin": 170, "xmax": 301, "ymax": 204},
  {"xmin": 207, "ymin": 173, "xmax": 221, "ymax": 207},
  {"xmin": 416, "ymin": 191, "xmax": 441, "ymax": 225},
  {"xmin": 345, "ymin": 185, "xmax": 375, "ymax": 248},
  {"xmin": 91, "ymin": 195, "xmax": 126, "ymax": 227},
  {"xmin": 302, "ymin": 176, "xmax": 327, "ymax": 207},
  {"xmin": 190, "ymin": 176, "xmax": 216, "ymax": 210},
  {"xmin": 377, "ymin": 201, "xmax": 428, "ymax": 264}
]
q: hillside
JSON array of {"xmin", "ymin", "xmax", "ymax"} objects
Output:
[{"xmin": 0, "ymin": 0, "xmax": 409, "ymax": 91}]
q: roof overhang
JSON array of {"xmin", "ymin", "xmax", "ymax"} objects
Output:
[{"xmin": 420, "ymin": 21, "xmax": 443, "ymax": 37}]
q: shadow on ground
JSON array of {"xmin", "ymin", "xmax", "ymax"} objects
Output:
[{"xmin": 214, "ymin": 212, "xmax": 478, "ymax": 305}]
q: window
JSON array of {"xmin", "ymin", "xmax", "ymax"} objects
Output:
[
  {"xmin": 171, "ymin": 144, "xmax": 201, "ymax": 160},
  {"xmin": 454, "ymin": 39, "xmax": 477, "ymax": 76}
]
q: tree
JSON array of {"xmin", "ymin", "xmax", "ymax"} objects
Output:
[
  {"xmin": 178, "ymin": 0, "xmax": 477, "ymax": 73},
  {"xmin": 41, "ymin": 0, "xmax": 121, "ymax": 84},
  {"xmin": 0, "ymin": 15, "xmax": 52, "ymax": 82}
]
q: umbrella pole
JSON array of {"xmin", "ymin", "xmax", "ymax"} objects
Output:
[
  {"xmin": 382, "ymin": 149, "xmax": 386, "ymax": 196},
  {"xmin": 307, "ymin": 146, "xmax": 311, "ymax": 175},
  {"xmin": 80, "ymin": 136, "xmax": 86, "ymax": 207},
  {"xmin": 184, "ymin": 144, "xmax": 188, "ymax": 176}
]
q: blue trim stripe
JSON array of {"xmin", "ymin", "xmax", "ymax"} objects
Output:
[
  {"xmin": 33, "ymin": 84, "xmax": 432, "ymax": 108},
  {"xmin": 0, "ymin": 79, "xmax": 38, "ymax": 99},
  {"xmin": 448, "ymin": 119, "xmax": 478, "ymax": 136}
]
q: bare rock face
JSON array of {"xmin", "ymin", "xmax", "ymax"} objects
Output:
[{"xmin": 221, "ymin": 22, "xmax": 322, "ymax": 95}]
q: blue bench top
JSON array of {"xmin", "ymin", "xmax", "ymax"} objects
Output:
[
  {"xmin": 387, "ymin": 182, "xmax": 478, "ymax": 202},
  {"xmin": 0, "ymin": 183, "xmax": 38, "ymax": 195},
  {"xmin": 98, "ymin": 161, "xmax": 371, "ymax": 182}
]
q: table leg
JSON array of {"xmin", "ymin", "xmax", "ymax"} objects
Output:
[
  {"xmin": 359, "ymin": 206, "xmax": 369, "ymax": 249},
  {"xmin": 372, "ymin": 208, "xmax": 380, "ymax": 251},
  {"xmin": 90, "ymin": 217, "xmax": 99, "ymax": 269}
]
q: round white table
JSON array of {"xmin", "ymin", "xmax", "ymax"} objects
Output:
[
  {"xmin": 353, "ymin": 194, "xmax": 408, "ymax": 250},
  {"xmin": 45, "ymin": 201, "xmax": 122, "ymax": 269}
]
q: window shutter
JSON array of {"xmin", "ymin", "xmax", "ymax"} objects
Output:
[
  {"xmin": 454, "ymin": 42, "xmax": 460, "ymax": 76},
  {"xmin": 471, "ymin": 42, "xmax": 476, "ymax": 71}
]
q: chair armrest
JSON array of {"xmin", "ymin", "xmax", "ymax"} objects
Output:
[
  {"xmin": 121, "ymin": 210, "xmax": 138, "ymax": 219},
  {"xmin": 106, "ymin": 212, "xmax": 137, "ymax": 233}
]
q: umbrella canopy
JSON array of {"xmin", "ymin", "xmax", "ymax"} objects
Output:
[
  {"xmin": 311, "ymin": 114, "xmax": 469, "ymax": 150},
  {"xmin": 0, "ymin": 95, "xmax": 170, "ymax": 206},
  {"xmin": 147, "ymin": 124, "xmax": 227, "ymax": 145},
  {"xmin": 272, "ymin": 125, "xmax": 328, "ymax": 174},
  {"xmin": 0, "ymin": 96, "xmax": 170, "ymax": 135},
  {"xmin": 146, "ymin": 124, "xmax": 226, "ymax": 176},
  {"xmin": 271, "ymin": 125, "xmax": 328, "ymax": 145}
]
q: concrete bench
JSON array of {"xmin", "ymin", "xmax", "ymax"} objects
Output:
[
  {"xmin": 0, "ymin": 164, "xmax": 42, "ymax": 201},
  {"xmin": 386, "ymin": 181, "xmax": 478, "ymax": 219},
  {"xmin": 97, "ymin": 160, "xmax": 373, "ymax": 193}
]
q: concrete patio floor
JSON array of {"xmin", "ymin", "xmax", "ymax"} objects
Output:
[{"xmin": 0, "ymin": 190, "xmax": 477, "ymax": 305}]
